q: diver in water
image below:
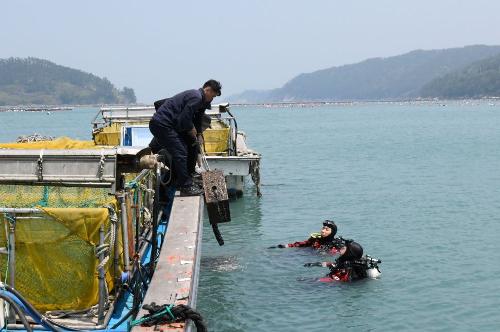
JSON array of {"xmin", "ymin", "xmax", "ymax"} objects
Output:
[
  {"xmin": 268, "ymin": 220, "xmax": 344, "ymax": 254},
  {"xmin": 304, "ymin": 240, "xmax": 382, "ymax": 282}
]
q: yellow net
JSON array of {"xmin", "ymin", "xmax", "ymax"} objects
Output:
[
  {"xmin": 0, "ymin": 185, "xmax": 114, "ymax": 208},
  {"xmin": 0, "ymin": 137, "xmax": 102, "ymax": 150},
  {"xmin": 0, "ymin": 183, "xmax": 123, "ymax": 312},
  {"xmin": 0, "ymin": 206, "xmax": 121, "ymax": 312}
]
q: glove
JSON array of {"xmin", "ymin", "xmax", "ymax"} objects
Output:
[
  {"xmin": 303, "ymin": 262, "xmax": 322, "ymax": 267},
  {"xmin": 268, "ymin": 244, "xmax": 287, "ymax": 249},
  {"xmin": 191, "ymin": 140, "xmax": 202, "ymax": 154}
]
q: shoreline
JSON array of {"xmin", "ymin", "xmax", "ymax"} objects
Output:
[{"xmin": 1, "ymin": 97, "xmax": 500, "ymax": 112}]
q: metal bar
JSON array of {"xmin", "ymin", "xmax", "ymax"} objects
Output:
[
  {"xmin": 0, "ymin": 208, "xmax": 41, "ymax": 214},
  {"xmin": 150, "ymin": 164, "xmax": 161, "ymax": 276},
  {"xmin": 135, "ymin": 188, "xmax": 141, "ymax": 254},
  {"xmin": 0, "ymin": 177, "xmax": 116, "ymax": 182},
  {"xmin": 119, "ymin": 194, "xmax": 131, "ymax": 272},
  {"xmin": 0, "ymin": 180, "xmax": 115, "ymax": 188},
  {"xmin": 0, "ymin": 149, "xmax": 117, "ymax": 156},
  {"xmin": 113, "ymin": 214, "xmax": 121, "ymax": 296},
  {"xmin": 97, "ymin": 225, "xmax": 106, "ymax": 325},
  {"xmin": 129, "ymin": 169, "xmax": 150, "ymax": 186},
  {"xmin": 6, "ymin": 215, "xmax": 16, "ymax": 322}
]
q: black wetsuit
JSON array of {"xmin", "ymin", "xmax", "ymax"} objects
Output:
[
  {"xmin": 149, "ymin": 89, "xmax": 210, "ymax": 188},
  {"xmin": 287, "ymin": 235, "xmax": 344, "ymax": 254}
]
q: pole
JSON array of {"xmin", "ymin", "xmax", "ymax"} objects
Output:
[
  {"xmin": 97, "ymin": 225, "xmax": 106, "ymax": 325},
  {"xmin": 119, "ymin": 194, "xmax": 131, "ymax": 272}
]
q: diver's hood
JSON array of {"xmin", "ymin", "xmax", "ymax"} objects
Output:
[{"xmin": 338, "ymin": 241, "xmax": 363, "ymax": 263}]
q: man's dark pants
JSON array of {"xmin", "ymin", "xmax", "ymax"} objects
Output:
[
  {"xmin": 149, "ymin": 120, "xmax": 192, "ymax": 188},
  {"xmin": 183, "ymin": 134, "xmax": 198, "ymax": 175}
]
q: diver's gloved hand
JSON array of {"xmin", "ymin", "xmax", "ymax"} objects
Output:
[
  {"xmin": 303, "ymin": 262, "xmax": 323, "ymax": 267},
  {"xmin": 268, "ymin": 244, "xmax": 287, "ymax": 249}
]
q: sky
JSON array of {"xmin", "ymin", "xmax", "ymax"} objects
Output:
[{"xmin": 2, "ymin": 0, "xmax": 500, "ymax": 103}]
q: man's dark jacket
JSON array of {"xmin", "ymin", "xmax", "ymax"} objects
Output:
[{"xmin": 152, "ymin": 88, "xmax": 210, "ymax": 133}]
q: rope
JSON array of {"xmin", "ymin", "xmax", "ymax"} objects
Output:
[
  {"xmin": 96, "ymin": 149, "xmax": 106, "ymax": 181},
  {"xmin": 0, "ymin": 292, "xmax": 33, "ymax": 332},
  {"xmin": 37, "ymin": 149, "xmax": 44, "ymax": 181},
  {"xmin": 125, "ymin": 180, "xmax": 138, "ymax": 189},
  {"xmin": 132, "ymin": 302, "xmax": 207, "ymax": 332}
]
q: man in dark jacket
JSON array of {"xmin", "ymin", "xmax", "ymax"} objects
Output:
[{"xmin": 149, "ymin": 79, "xmax": 221, "ymax": 196}]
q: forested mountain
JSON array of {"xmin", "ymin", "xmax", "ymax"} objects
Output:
[
  {"xmin": 0, "ymin": 57, "xmax": 136, "ymax": 106},
  {"xmin": 230, "ymin": 45, "xmax": 500, "ymax": 103},
  {"xmin": 420, "ymin": 53, "xmax": 500, "ymax": 98}
]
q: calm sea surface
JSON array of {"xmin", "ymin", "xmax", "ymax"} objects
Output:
[{"xmin": 1, "ymin": 102, "xmax": 499, "ymax": 331}]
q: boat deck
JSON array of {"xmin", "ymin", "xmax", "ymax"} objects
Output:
[{"xmin": 132, "ymin": 194, "xmax": 204, "ymax": 332}]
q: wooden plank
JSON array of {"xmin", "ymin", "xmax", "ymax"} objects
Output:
[{"xmin": 133, "ymin": 194, "xmax": 204, "ymax": 332}]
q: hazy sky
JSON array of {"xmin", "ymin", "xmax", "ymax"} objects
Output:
[{"xmin": 2, "ymin": 0, "xmax": 500, "ymax": 102}]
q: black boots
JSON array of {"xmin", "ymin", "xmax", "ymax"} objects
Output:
[{"xmin": 179, "ymin": 184, "xmax": 204, "ymax": 196}]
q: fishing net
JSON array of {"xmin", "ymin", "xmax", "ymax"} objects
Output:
[
  {"xmin": 0, "ymin": 185, "xmax": 123, "ymax": 312},
  {"xmin": 0, "ymin": 204, "xmax": 122, "ymax": 312},
  {"xmin": 0, "ymin": 136, "xmax": 101, "ymax": 150},
  {"xmin": 0, "ymin": 185, "xmax": 114, "ymax": 208},
  {"xmin": 0, "ymin": 137, "xmax": 153, "ymax": 312}
]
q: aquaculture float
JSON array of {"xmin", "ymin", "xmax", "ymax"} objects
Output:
[{"xmin": 0, "ymin": 137, "xmax": 208, "ymax": 331}]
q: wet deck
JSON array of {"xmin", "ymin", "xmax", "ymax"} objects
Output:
[{"xmin": 133, "ymin": 194, "xmax": 204, "ymax": 332}]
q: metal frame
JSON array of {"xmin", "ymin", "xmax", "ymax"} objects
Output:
[
  {"xmin": 0, "ymin": 149, "xmax": 117, "ymax": 188},
  {"xmin": 0, "ymin": 163, "xmax": 158, "ymax": 330}
]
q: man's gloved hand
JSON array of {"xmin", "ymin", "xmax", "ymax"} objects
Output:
[
  {"xmin": 192, "ymin": 140, "xmax": 202, "ymax": 154},
  {"xmin": 268, "ymin": 244, "xmax": 287, "ymax": 249},
  {"xmin": 304, "ymin": 262, "xmax": 323, "ymax": 267},
  {"xmin": 189, "ymin": 127, "xmax": 198, "ymax": 139}
]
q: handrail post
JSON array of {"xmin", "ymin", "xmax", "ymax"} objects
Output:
[{"xmin": 119, "ymin": 194, "xmax": 131, "ymax": 272}]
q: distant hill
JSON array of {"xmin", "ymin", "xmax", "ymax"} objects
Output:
[
  {"xmin": 230, "ymin": 45, "xmax": 500, "ymax": 103},
  {"xmin": 420, "ymin": 53, "xmax": 500, "ymax": 98},
  {"xmin": 0, "ymin": 57, "xmax": 136, "ymax": 106}
]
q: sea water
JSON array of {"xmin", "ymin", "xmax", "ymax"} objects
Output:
[{"xmin": 1, "ymin": 102, "xmax": 499, "ymax": 331}]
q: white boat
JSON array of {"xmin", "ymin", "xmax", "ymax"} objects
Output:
[{"xmin": 91, "ymin": 104, "xmax": 261, "ymax": 197}]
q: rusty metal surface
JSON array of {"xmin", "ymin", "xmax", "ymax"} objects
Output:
[
  {"xmin": 132, "ymin": 195, "xmax": 204, "ymax": 332},
  {"xmin": 201, "ymin": 169, "xmax": 228, "ymax": 203},
  {"xmin": 202, "ymin": 170, "xmax": 231, "ymax": 224}
]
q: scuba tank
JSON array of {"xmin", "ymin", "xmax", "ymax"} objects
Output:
[
  {"xmin": 330, "ymin": 254, "xmax": 382, "ymax": 280},
  {"xmin": 349, "ymin": 255, "xmax": 382, "ymax": 279},
  {"xmin": 364, "ymin": 255, "xmax": 382, "ymax": 279}
]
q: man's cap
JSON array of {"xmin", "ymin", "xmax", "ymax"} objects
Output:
[{"xmin": 203, "ymin": 79, "xmax": 222, "ymax": 96}]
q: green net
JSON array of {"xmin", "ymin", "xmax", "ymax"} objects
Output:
[{"xmin": 0, "ymin": 185, "xmax": 114, "ymax": 208}]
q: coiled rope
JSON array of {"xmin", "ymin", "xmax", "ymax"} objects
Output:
[{"xmin": 131, "ymin": 302, "xmax": 207, "ymax": 332}]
